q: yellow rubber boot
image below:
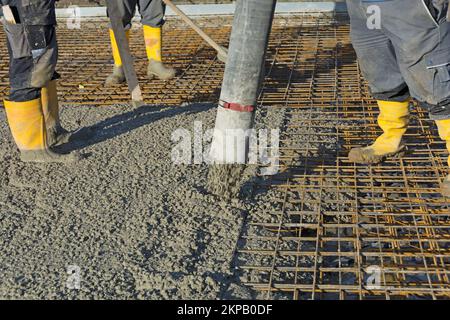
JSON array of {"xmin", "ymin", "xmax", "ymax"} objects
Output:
[
  {"xmin": 436, "ymin": 119, "xmax": 450, "ymax": 197},
  {"xmin": 105, "ymin": 29, "xmax": 130, "ymax": 86},
  {"xmin": 4, "ymin": 98, "xmax": 80, "ymax": 163},
  {"xmin": 41, "ymin": 80, "xmax": 71, "ymax": 146},
  {"xmin": 349, "ymin": 100, "xmax": 410, "ymax": 164},
  {"xmin": 143, "ymin": 25, "xmax": 176, "ymax": 81}
]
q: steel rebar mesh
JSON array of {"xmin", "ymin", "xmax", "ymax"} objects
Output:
[{"xmin": 238, "ymin": 13, "xmax": 450, "ymax": 300}]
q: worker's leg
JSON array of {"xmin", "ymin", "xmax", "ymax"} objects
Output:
[
  {"xmin": 139, "ymin": 0, "xmax": 176, "ymax": 80},
  {"xmin": 373, "ymin": 0, "xmax": 450, "ymax": 197},
  {"xmin": 41, "ymin": 75, "xmax": 71, "ymax": 147},
  {"xmin": 346, "ymin": 0, "xmax": 411, "ymax": 164},
  {"xmin": 105, "ymin": 0, "xmax": 137, "ymax": 86},
  {"xmin": 436, "ymin": 119, "xmax": 450, "ymax": 196},
  {"xmin": 2, "ymin": 1, "xmax": 80, "ymax": 162}
]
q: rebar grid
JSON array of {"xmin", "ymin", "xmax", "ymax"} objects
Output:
[
  {"xmin": 239, "ymin": 13, "xmax": 450, "ymax": 300},
  {"xmin": 0, "ymin": 13, "xmax": 449, "ymax": 300},
  {"xmin": 0, "ymin": 17, "xmax": 233, "ymax": 107}
]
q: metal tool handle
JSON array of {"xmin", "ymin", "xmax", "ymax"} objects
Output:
[
  {"xmin": 162, "ymin": 0, "xmax": 228, "ymax": 59},
  {"xmin": 106, "ymin": 0, "xmax": 144, "ymax": 106}
]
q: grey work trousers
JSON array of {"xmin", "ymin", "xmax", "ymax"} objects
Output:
[
  {"xmin": 347, "ymin": 0, "xmax": 450, "ymax": 120},
  {"xmin": 107, "ymin": 0, "xmax": 166, "ymax": 30}
]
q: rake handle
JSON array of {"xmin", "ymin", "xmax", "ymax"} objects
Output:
[{"xmin": 162, "ymin": 0, "xmax": 228, "ymax": 58}]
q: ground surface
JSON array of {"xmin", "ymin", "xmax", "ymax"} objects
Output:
[
  {"xmin": 1, "ymin": 15, "xmax": 449, "ymax": 300},
  {"xmin": 0, "ymin": 101, "xmax": 261, "ymax": 299}
]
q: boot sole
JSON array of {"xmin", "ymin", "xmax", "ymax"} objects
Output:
[
  {"xmin": 20, "ymin": 150, "xmax": 83, "ymax": 163},
  {"xmin": 147, "ymin": 72, "xmax": 175, "ymax": 81},
  {"xmin": 349, "ymin": 146, "xmax": 406, "ymax": 165}
]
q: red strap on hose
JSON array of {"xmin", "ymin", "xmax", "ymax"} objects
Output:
[{"xmin": 221, "ymin": 101, "xmax": 255, "ymax": 112}]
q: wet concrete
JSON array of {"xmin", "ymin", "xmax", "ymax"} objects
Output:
[{"xmin": 0, "ymin": 102, "xmax": 261, "ymax": 299}]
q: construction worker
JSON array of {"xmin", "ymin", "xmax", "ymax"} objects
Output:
[
  {"xmin": 1, "ymin": 0, "xmax": 80, "ymax": 162},
  {"xmin": 105, "ymin": 0, "xmax": 176, "ymax": 86},
  {"xmin": 346, "ymin": 0, "xmax": 450, "ymax": 197}
]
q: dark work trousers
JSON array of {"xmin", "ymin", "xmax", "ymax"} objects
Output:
[
  {"xmin": 1, "ymin": 0, "xmax": 58, "ymax": 102},
  {"xmin": 347, "ymin": 0, "xmax": 450, "ymax": 120},
  {"xmin": 107, "ymin": 0, "xmax": 166, "ymax": 30}
]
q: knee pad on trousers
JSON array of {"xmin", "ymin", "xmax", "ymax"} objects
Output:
[
  {"xmin": 27, "ymin": 25, "xmax": 58, "ymax": 88},
  {"xmin": 371, "ymin": 85, "xmax": 411, "ymax": 103},
  {"xmin": 5, "ymin": 23, "xmax": 57, "ymax": 97}
]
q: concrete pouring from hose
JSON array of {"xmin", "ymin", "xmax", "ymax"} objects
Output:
[{"xmin": 207, "ymin": 0, "xmax": 277, "ymax": 199}]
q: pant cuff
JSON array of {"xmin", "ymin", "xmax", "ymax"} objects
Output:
[{"xmin": 371, "ymin": 84, "xmax": 411, "ymax": 102}]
